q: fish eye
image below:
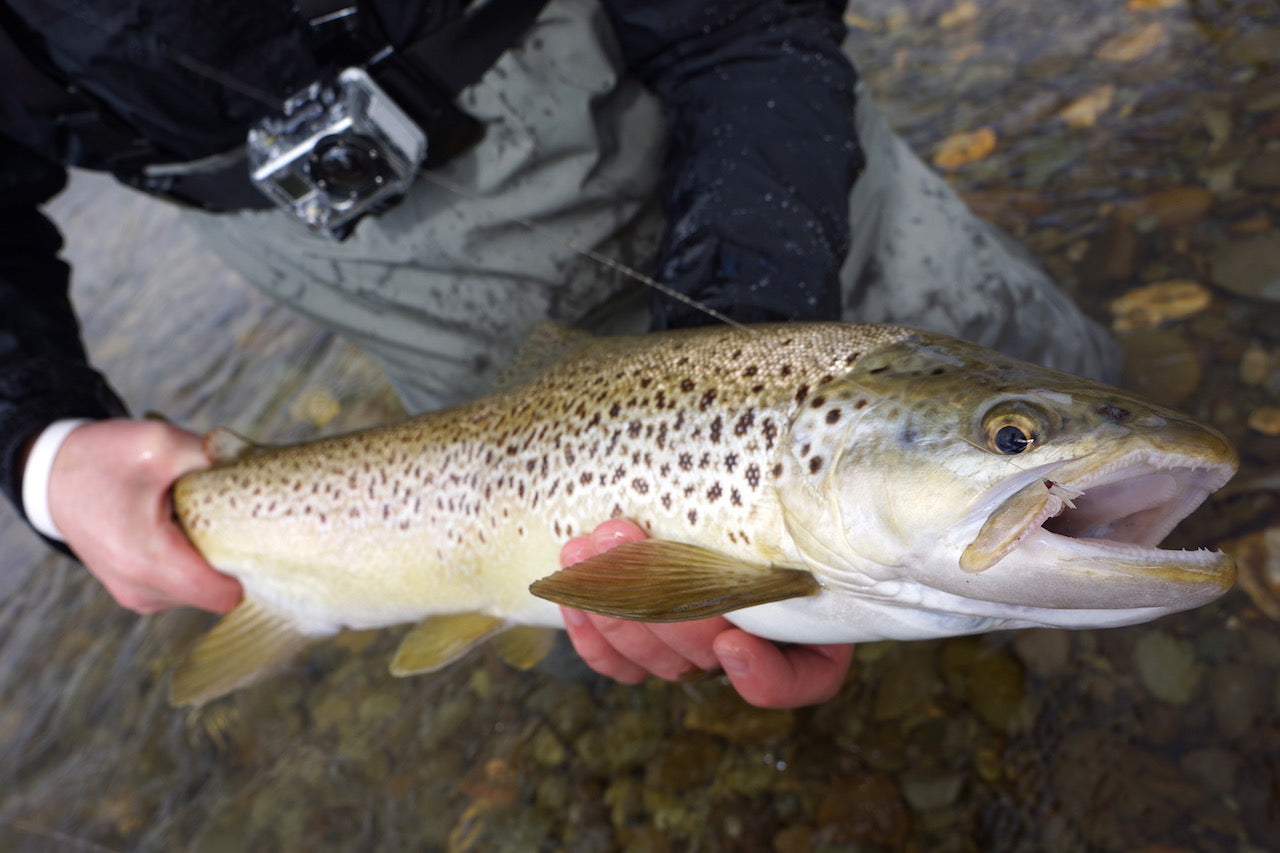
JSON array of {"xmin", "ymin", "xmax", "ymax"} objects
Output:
[
  {"xmin": 992, "ymin": 423, "xmax": 1033, "ymax": 454},
  {"xmin": 981, "ymin": 404, "xmax": 1045, "ymax": 455}
]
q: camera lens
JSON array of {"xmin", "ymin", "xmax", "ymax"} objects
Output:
[{"xmin": 309, "ymin": 134, "xmax": 386, "ymax": 198}]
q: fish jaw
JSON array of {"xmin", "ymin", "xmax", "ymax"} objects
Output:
[{"xmin": 939, "ymin": 446, "xmax": 1237, "ymax": 613}]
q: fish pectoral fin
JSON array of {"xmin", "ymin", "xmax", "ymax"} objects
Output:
[
  {"xmin": 389, "ymin": 613, "xmax": 505, "ymax": 676},
  {"xmin": 169, "ymin": 599, "xmax": 312, "ymax": 707},
  {"xmin": 491, "ymin": 626, "xmax": 559, "ymax": 671},
  {"xmin": 529, "ymin": 540, "xmax": 820, "ymax": 622},
  {"xmin": 960, "ymin": 479, "xmax": 1053, "ymax": 573},
  {"xmin": 203, "ymin": 427, "xmax": 264, "ymax": 465}
]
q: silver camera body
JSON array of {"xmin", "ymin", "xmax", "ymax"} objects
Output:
[{"xmin": 248, "ymin": 68, "xmax": 427, "ymax": 239}]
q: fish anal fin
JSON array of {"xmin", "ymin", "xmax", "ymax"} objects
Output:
[
  {"xmin": 491, "ymin": 626, "xmax": 559, "ymax": 671},
  {"xmin": 390, "ymin": 613, "xmax": 505, "ymax": 676},
  {"xmin": 203, "ymin": 427, "xmax": 264, "ymax": 465},
  {"xmin": 530, "ymin": 540, "xmax": 820, "ymax": 622},
  {"xmin": 169, "ymin": 599, "xmax": 312, "ymax": 707},
  {"xmin": 490, "ymin": 322, "xmax": 591, "ymax": 393}
]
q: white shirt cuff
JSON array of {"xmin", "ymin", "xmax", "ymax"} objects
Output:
[{"xmin": 21, "ymin": 418, "xmax": 93, "ymax": 542}]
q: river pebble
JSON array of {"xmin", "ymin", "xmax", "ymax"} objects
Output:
[
  {"xmin": 816, "ymin": 773, "xmax": 911, "ymax": 846},
  {"xmin": 1110, "ymin": 279, "xmax": 1213, "ymax": 330},
  {"xmin": 1210, "ymin": 233, "xmax": 1280, "ymax": 302},
  {"xmin": 1133, "ymin": 631, "xmax": 1201, "ymax": 704}
]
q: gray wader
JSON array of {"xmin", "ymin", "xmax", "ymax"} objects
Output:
[{"xmin": 188, "ymin": 0, "xmax": 1120, "ymax": 415}]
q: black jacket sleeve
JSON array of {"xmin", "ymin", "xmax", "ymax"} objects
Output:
[
  {"xmin": 0, "ymin": 134, "xmax": 128, "ymax": 522},
  {"xmin": 602, "ymin": 0, "xmax": 863, "ymax": 328}
]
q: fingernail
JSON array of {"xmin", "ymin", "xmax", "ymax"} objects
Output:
[
  {"xmin": 562, "ymin": 608, "xmax": 587, "ymax": 627},
  {"xmin": 720, "ymin": 652, "xmax": 748, "ymax": 677}
]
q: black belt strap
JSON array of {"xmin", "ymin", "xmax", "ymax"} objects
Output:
[{"xmin": 2, "ymin": 0, "xmax": 551, "ymax": 209}]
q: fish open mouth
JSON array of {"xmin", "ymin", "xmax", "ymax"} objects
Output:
[
  {"xmin": 961, "ymin": 449, "xmax": 1236, "ymax": 580},
  {"xmin": 1023, "ymin": 450, "xmax": 1236, "ymax": 576}
]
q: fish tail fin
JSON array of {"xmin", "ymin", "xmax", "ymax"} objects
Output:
[{"xmin": 169, "ymin": 599, "xmax": 313, "ymax": 707}]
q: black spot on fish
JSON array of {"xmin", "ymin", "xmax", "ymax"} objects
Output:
[
  {"xmin": 681, "ymin": 378, "xmax": 696, "ymax": 393},
  {"xmin": 707, "ymin": 483, "xmax": 722, "ymax": 502},
  {"xmin": 809, "ymin": 456, "xmax": 823, "ymax": 474},
  {"xmin": 826, "ymin": 408, "xmax": 842, "ymax": 424},
  {"xmin": 762, "ymin": 419, "xmax": 778, "ymax": 449},
  {"xmin": 688, "ymin": 509, "xmax": 698, "ymax": 525},
  {"xmin": 810, "ymin": 395, "xmax": 827, "ymax": 409}
]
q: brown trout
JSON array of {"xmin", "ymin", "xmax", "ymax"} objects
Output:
[{"xmin": 170, "ymin": 322, "xmax": 1237, "ymax": 705}]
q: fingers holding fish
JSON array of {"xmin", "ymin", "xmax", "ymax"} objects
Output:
[
  {"xmin": 558, "ymin": 518, "xmax": 648, "ymax": 567},
  {"xmin": 562, "ymin": 608, "xmax": 724, "ymax": 682},
  {"xmin": 559, "ymin": 518, "xmax": 725, "ymax": 681},
  {"xmin": 713, "ymin": 631, "xmax": 854, "ymax": 709},
  {"xmin": 46, "ymin": 418, "xmax": 243, "ymax": 614}
]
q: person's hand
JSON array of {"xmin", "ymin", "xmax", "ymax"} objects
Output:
[
  {"xmin": 558, "ymin": 519, "xmax": 854, "ymax": 708},
  {"xmin": 43, "ymin": 418, "xmax": 243, "ymax": 614}
]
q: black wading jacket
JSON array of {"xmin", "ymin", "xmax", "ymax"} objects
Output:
[{"xmin": 0, "ymin": 0, "xmax": 863, "ymax": 531}]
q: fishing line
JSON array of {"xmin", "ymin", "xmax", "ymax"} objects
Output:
[{"xmin": 414, "ymin": 172, "xmax": 756, "ymax": 335}]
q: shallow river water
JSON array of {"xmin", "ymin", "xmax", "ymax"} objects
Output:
[{"xmin": 2, "ymin": 2, "xmax": 1279, "ymax": 851}]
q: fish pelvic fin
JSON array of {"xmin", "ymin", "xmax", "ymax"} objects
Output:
[
  {"xmin": 169, "ymin": 599, "xmax": 312, "ymax": 707},
  {"xmin": 529, "ymin": 540, "xmax": 820, "ymax": 621},
  {"xmin": 491, "ymin": 626, "xmax": 559, "ymax": 671},
  {"xmin": 389, "ymin": 613, "xmax": 505, "ymax": 676}
]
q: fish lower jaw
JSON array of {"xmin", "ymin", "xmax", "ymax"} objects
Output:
[{"xmin": 1022, "ymin": 527, "xmax": 1235, "ymax": 585}]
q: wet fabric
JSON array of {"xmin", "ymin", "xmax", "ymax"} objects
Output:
[{"xmin": 189, "ymin": 1, "xmax": 1119, "ymax": 416}]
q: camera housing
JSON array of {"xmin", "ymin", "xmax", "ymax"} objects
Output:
[{"xmin": 248, "ymin": 68, "xmax": 427, "ymax": 239}]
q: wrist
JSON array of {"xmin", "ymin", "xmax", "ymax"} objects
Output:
[{"xmin": 21, "ymin": 418, "xmax": 93, "ymax": 541}]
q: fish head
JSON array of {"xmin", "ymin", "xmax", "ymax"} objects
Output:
[{"xmin": 779, "ymin": 332, "xmax": 1237, "ymax": 622}]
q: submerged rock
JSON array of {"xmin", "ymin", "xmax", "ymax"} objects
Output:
[
  {"xmin": 1132, "ymin": 631, "xmax": 1201, "ymax": 705},
  {"xmin": 1210, "ymin": 233, "xmax": 1280, "ymax": 302},
  {"xmin": 1109, "ymin": 280, "xmax": 1213, "ymax": 331}
]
